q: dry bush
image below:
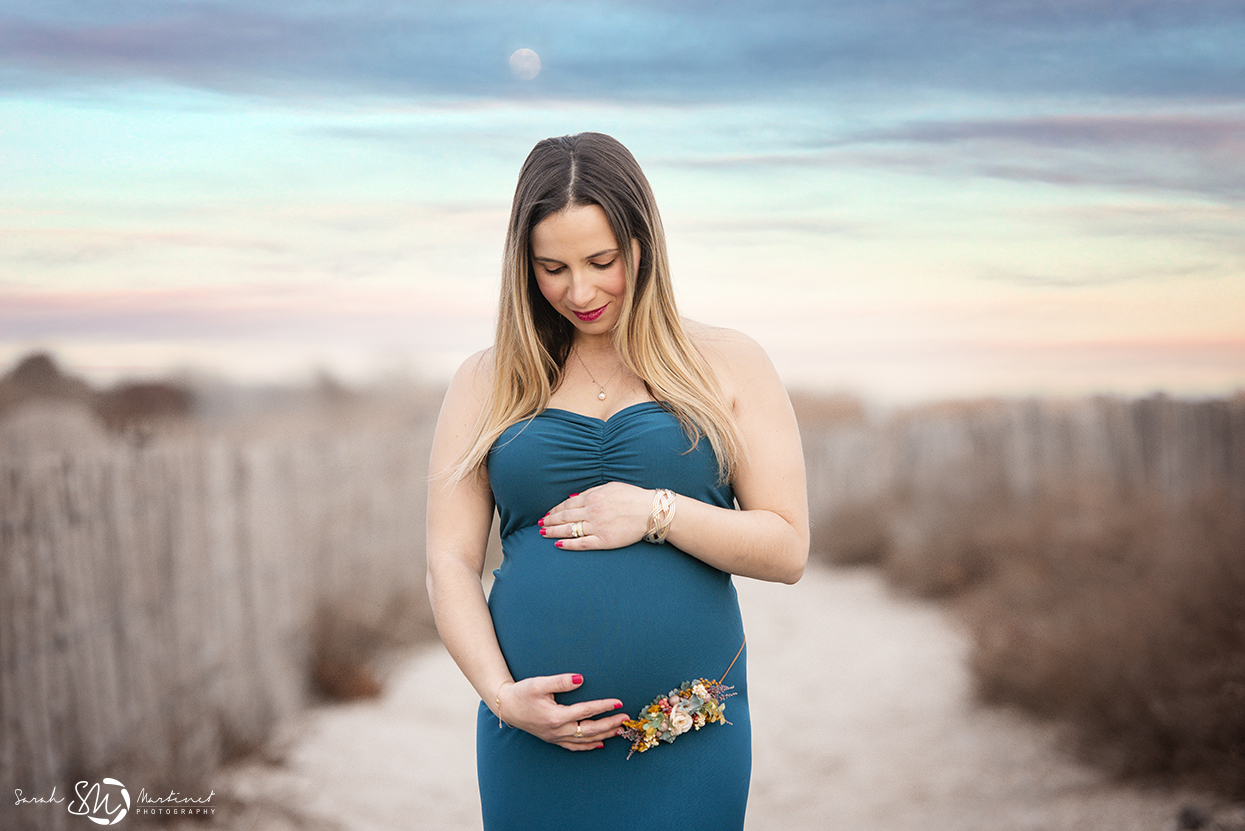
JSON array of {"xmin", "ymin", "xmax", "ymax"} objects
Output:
[
  {"xmin": 962, "ymin": 488, "xmax": 1245, "ymax": 797},
  {"xmin": 879, "ymin": 494, "xmax": 1002, "ymax": 596},
  {"xmin": 794, "ymin": 390, "xmax": 1245, "ymax": 799},
  {"xmin": 312, "ymin": 591, "xmax": 439, "ymax": 702},
  {"xmin": 811, "ymin": 502, "xmax": 891, "ymax": 567},
  {"xmin": 0, "ymin": 351, "xmax": 197, "ymax": 440},
  {"xmin": 793, "ymin": 391, "xmax": 890, "ymax": 566},
  {"xmin": 788, "ymin": 389, "xmax": 869, "ymax": 428},
  {"xmin": 93, "ymin": 380, "xmax": 195, "ymax": 435}
]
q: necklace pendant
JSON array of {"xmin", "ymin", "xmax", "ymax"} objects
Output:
[{"xmin": 598, "ymin": 391, "xmax": 607, "ymax": 400}]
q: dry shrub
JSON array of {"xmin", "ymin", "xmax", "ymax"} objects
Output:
[
  {"xmin": 812, "ymin": 502, "xmax": 891, "ymax": 566},
  {"xmin": 312, "ymin": 589, "xmax": 438, "ymax": 702},
  {"xmin": 788, "ymin": 389, "xmax": 868, "ymax": 428},
  {"xmin": 963, "ymin": 488, "xmax": 1245, "ymax": 797},
  {"xmin": 794, "ymin": 390, "xmax": 885, "ymax": 565},
  {"xmin": 0, "ymin": 351, "xmax": 196, "ymax": 439},
  {"xmin": 93, "ymin": 380, "xmax": 195, "ymax": 434},
  {"xmin": 880, "ymin": 496, "xmax": 1002, "ymax": 597},
  {"xmin": 794, "ymin": 389, "xmax": 1245, "ymax": 799}
]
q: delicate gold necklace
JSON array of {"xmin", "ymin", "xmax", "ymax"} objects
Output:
[{"xmin": 573, "ymin": 349, "xmax": 622, "ymax": 400}]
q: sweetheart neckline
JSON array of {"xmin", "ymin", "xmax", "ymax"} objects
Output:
[{"xmin": 537, "ymin": 400, "xmax": 666, "ymax": 426}]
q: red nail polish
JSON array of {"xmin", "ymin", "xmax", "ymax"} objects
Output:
[
  {"xmin": 595, "ymin": 743, "xmax": 604, "ymax": 749},
  {"xmin": 572, "ymin": 674, "xmax": 583, "ymax": 685},
  {"xmin": 554, "ymin": 541, "xmax": 563, "ymax": 548},
  {"xmin": 569, "ymin": 493, "xmax": 579, "ymax": 497},
  {"xmin": 538, "ymin": 518, "xmax": 545, "ymax": 527},
  {"xmin": 614, "ymin": 702, "xmax": 622, "ymax": 709},
  {"xmin": 540, "ymin": 528, "xmax": 547, "ymax": 536}
]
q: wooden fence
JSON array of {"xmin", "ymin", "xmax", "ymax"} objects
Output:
[
  {"xmin": 801, "ymin": 393, "xmax": 1245, "ymax": 558},
  {"xmin": 1, "ymin": 394, "xmax": 438, "ymax": 831}
]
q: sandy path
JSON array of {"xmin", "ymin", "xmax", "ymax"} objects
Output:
[{"xmin": 200, "ymin": 565, "xmax": 1200, "ymax": 830}]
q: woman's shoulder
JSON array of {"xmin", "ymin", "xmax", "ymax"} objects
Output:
[
  {"xmin": 455, "ymin": 347, "xmax": 496, "ymax": 379},
  {"xmin": 683, "ymin": 319, "xmax": 773, "ymax": 372},
  {"xmin": 682, "ymin": 319, "xmax": 779, "ymax": 402},
  {"xmin": 442, "ymin": 347, "xmax": 495, "ymax": 414}
]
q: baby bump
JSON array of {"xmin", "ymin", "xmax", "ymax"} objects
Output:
[{"xmin": 488, "ymin": 526, "xmax": 746, "ymax": 712}]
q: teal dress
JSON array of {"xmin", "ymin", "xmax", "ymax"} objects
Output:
[{"xmin": 480, "ymin": 401, "xmax": 750, "ymax": 829}]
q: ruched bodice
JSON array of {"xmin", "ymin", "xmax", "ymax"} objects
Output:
[
  {"xmin": 477, "ymin": 401, "xmax": 751, "ymax": 830},
  {"xmin": 490, "ymin": 401, "xmax": 734, "ymax": 534}
]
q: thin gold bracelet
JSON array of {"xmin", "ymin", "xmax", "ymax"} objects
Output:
[{"xmin": 495, "ymin": 681, "xmax": 511, "ymax": 728}]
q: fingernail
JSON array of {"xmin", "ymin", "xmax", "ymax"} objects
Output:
[
  {"xmin": 554, "ymin": 541, "xmax": 563, "ymax": 548},
  {"xmin": 569, "ymin": 493, "xmax": 579, "ymax": 497},
  {"xmin": 538, "ymin": 518, "xmax": 545, "ymax": 527},
  {"xmin": 613, "ymin": 702, "xmax": 622, "ymax": 709},
  {"xmin": 595, "ymin": 743, "xmax": 604, "ymax": 749},
  {"xmin": 540, "ymin": 528, "xmax": 547, "ymax": 536},
  {"xmin": 572, "ymin": 674, "xmax": 583, "ymax": 685}
]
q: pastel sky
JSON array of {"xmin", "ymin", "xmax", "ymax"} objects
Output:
[{"xmin": 2, "ymin": 0, "xmax": 1243, "ymax": 402}]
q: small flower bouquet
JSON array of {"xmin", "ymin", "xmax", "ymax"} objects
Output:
[{"xmin": 618, "ymin": 679, "xmax": 734, "ymax": 759}]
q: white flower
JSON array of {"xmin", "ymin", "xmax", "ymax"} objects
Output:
[{"xmin": 669, "ymin": 709, "xmax": 693, "ymax": 736}]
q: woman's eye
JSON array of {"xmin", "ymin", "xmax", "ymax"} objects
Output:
[
  {"xmin": 591, "ymin": 259, "xmax": 617, "ymax": 270},
  {"xmin": 543, "ymin": 265, "xmax": 566, "ymax": 275}
]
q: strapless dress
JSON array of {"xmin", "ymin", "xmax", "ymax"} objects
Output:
[{"xmin": 478, "ymin": 401, "xmax": 750, "ymax": 829}]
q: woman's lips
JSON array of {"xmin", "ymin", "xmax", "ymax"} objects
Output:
[{"xmin": 573, "ymin": 304, "xmax": 607, "ymax": 322}]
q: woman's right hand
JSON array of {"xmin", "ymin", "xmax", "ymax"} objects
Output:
[{"xmin": 496, "ymin": 673, "xmax": 631, "ymax": 751}]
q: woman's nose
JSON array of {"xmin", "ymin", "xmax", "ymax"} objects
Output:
[{"xmin": 568, "ymin": 271, "xmax": 595, "ymax": 306}]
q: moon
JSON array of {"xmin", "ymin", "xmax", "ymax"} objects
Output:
[{"xmin": 509, "ymin": 48, "xmax": 541, "ymax": 81}]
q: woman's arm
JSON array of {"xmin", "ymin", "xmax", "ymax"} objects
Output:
[
  {"xmin": 425, "ymin": 351, "xmax": 631, "ymax": 750},
  {"xmin": 541, "ymin": 329, "xmax": 809, "ymax": 584}
]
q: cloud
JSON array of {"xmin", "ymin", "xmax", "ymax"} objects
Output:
[
  {"xmin": 0, "ymin": 227, "xmax": 289, "ymax": 268},
  {"xmin": 978, "ymin": 262, "xmax": 1226, "ymax": 289},
  {"xmin": 0, "ymin": 5, "xmax": 514, "ymax": 97},
  {"xmin": 1042, "ymin": 203, "xmax": 1245, "ymax": 256},
  {"xmin": 678, "ymin": 217, "xmax": 863, "ymax": 239},
  {"xmin": 0, "ymin": 284, "xmax": 488, "ymax": 342},
  {"xmin": 668, "ymin": 113, "xmax": 1245, "ymax": 203},
  {"xmin": 1, "ymin": 0, "xmax": 1241, "ymax": 103},
  {"xmin": 856, "ymin": 114, "xmax": 1245, "ymax": 201},
  {"xmin": 854, "ymin": 115, "xmax": 1245, "ymax": 153}
]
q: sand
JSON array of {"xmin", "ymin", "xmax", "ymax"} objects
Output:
[{"xmin": 193, "ymin": 565, "xmax": 1204, "ymax": 830}]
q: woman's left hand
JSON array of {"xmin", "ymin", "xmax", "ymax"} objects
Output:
[{"xmin": 540, "ymin": 483, "xmax": 661, "ymax": 550}]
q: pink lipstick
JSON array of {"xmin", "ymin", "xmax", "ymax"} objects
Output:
[{"xmin": 573, "ymin": 304, "xmax": 607, "ymax": 322}]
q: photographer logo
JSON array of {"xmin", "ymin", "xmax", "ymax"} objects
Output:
[
  {"xmin": 68, "ymin": 778, "xmax": 129, "ymax": 826},
  {"xmin": 16, "ymin": 778, "xmax": 215, "ymax": 825}
]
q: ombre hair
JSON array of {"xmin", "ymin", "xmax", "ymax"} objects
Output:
[{"xmin": 449, "ymin": 132, "xmax": 743, "ymax": 482}]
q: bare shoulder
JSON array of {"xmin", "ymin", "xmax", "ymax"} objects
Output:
[
  {"xmin": 684, "ymin": 319, "xmax": 769, "ymax": 361},
  {"xmin": 439, "ymin": 347, "xmax": 495, "ymax": 419},
  {"xmin": 683, "ymin": 319, "xmax": 778, "ymax": 400},
  {"xmin": 454, "ymin": 347, "xmax": 495, "ymax": 392},
  {"xmin": 429, "ymin": 348, "xmax": 497, "ymax": 481}
]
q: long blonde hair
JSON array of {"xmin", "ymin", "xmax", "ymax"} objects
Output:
[{"xmin": 449, "ymin": 132, "xmax": 743, "ymax": 482}]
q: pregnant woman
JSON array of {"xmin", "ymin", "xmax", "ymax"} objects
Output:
[{"xmin": 426, "ymin": 132, "xmax": 808, "ymax": 830}]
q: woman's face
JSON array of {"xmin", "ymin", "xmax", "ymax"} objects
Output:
[{"xmin": 530, "ymin": 203, "xmax": 638, "ymax": 340}]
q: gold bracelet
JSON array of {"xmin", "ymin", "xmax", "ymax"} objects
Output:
[
  {"xmin": 495, "ymin": 681, "xmax": 511, "ymax": 728},
  {"xmin": 645, "ymin": 488, "xmax": 676, "ymax": 544}
]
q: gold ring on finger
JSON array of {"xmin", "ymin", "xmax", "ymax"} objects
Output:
[
  {"xmin": 572, "ymin": 520, "xmax": 584, "ymax": 538},
  {"xmin": 574, "ymin": 722, "xmax": 583, "ymax": 739}
]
